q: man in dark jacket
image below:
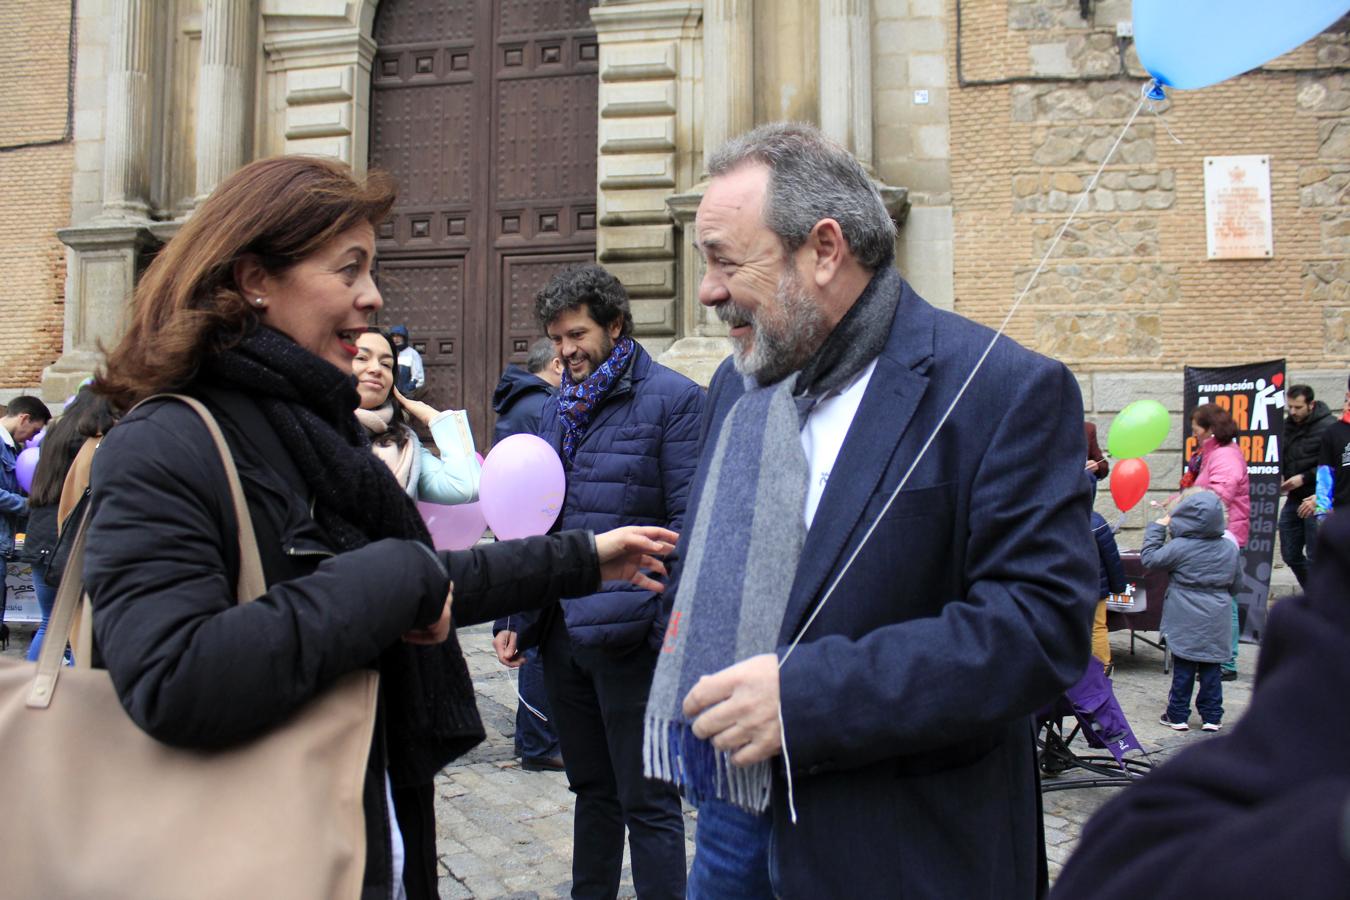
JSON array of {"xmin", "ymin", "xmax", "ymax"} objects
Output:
[
  {"xmin": 491, "ymin": 337, "xmax": 565, "ymax": 770},
  {"xmin": 491, "ymin": 337, "xmax": 561, "ymax": 445},
  {"xmin": 493, "ymin": 264, "xmax": 704, "ymax": 899},
  {"xmin": 1278, "ymin": 384, "xmax": 1333, "ymax": 588},
  {"xmin": 652, "ymin": 123, "xmax": 1094, "ymax": 899},
  {"xmin": 1309, "ymin": 375, "xmax": 1350, "ymax": 517},
  {"xmin": 0, "ymin": 395, "xmax": 52, "ymax": 639}
]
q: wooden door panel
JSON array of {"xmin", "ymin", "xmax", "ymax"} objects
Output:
[
  {"xmin": 376, "ymin": 257, "xmax": 467, "ymax": 416},
  {"xmin": 371, "ymin": 0, "xmax": 597, "ymax": 448},
  {"xmin": 495, "ymin": 76, "xmax": 598, "ymax": 203},
  {"xmin": 374, "ymin": 0, "xmax": 476, "ymax": 44},
  {"xmin": 496, "ymin": 0, "xmax": 596, "ymax": 36}
]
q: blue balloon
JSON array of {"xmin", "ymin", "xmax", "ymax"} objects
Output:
[{"xmin": 1134, "ymin": 0, "xmax": 1349, "ymax": 91}]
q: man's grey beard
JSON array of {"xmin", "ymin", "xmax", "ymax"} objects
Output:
[{"xmin": 719, "ymin": 268, "xmax": 829, "ymax": 386}]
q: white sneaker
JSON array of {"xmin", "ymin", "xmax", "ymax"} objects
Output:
[
  {"xmin": 1202, "ymin": 722, "xmax": 1222, "ymax": 732},
  {"xmin": 1159, "ymin": 714, "xmax": 1190, "ymax": 731}
]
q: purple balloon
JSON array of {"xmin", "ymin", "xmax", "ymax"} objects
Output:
[
  {"xmin": 26, "ymin": 427, "xmax": 46, "ymax": 449},
  {"xmin": 417, "ymin": 499, "xmax": 487, "ymax": 551},
  {"xmin": 416, "ymin": 452, "xmax": 487, "ymax": 550},
  {"xmin": 479, "ymin": 434, "xmax": 565, "ymax": 540},
  {"xmin": 62, "ymin": 394, "xmax": 77, "ymax": 411},
  {"xmin": 15, "ymin": 447, "xmax": 40, "ymax": 494}
]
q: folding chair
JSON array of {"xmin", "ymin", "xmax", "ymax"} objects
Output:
[{"xmin": 1037, "ymin": 662, "xmax": 1153, "ymax": 792}]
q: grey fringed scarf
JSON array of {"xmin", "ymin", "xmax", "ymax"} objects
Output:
[{"xmin": 644, "ymin": 267, "xmax": 901, "ymax": 812}]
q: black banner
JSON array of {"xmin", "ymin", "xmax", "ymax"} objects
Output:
[{"xmin": 1182, "ymin": 360, "xmax": 1285, "ymax": 641}]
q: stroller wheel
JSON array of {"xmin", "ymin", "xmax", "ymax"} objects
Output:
[
  {"xmin": 1040, "ymin": 752, "xmax": 1071, "ymax": 776},
  {"xmin": 1038, "ymin": 727, "xmax": 1073, "ymax": 776}
]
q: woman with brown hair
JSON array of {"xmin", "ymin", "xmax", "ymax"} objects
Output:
[{"xmin": 81, "ymin": 156, "xmax": 674, "ymax": 899}]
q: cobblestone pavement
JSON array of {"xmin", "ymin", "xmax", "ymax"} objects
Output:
[
  {"xmin": 3, "ymin": 603, "xmax": 1276, "ymax": 898},
  {"xmin": 436, "ymin": 623, "xmax": 1261, "ymax": 897}
]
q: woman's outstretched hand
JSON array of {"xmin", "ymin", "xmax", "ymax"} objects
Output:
[
  {"xmin": 394, "ymin": 388, "xmax": 441, "ymax": 427},
  {"xmin": 595, "ymin": 525, "xmax": 678, "ymax": 592}
]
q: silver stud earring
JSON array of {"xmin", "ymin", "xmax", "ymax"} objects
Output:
[{"xmin": 253, "ymin": 297, "xmax": 265, "ymax": 307}]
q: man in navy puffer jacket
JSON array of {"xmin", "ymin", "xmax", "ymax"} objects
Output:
[{"xmin": 493, "ymin": 264, "xmax": 703, "ymax": 899}]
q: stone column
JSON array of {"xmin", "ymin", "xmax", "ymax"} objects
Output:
[
  {"xmin": 819, "ymin": 0, "xmax": 872, "ymax": 170},
  {"xmin": 100, "ymin": 0, "xmax": 156, "ymax": 220},
  {"xmin": 591, "ymin": 1, "xmax": 703, "ymax": 357},
  {"xmin": 702, "ymin": 0, "xmax": 754, "ymax": 162},
  {"xmin": 196, "ymin": 0, "xmax": 257, "ymax": 203}
]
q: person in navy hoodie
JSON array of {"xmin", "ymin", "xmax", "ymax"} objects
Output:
[
  {"xmin": 491, "ymin": 337, "xmax": 562, "ymax": 446},
  {"xmin": 491, "ymin": 336, "xmax": 566, "ymax": 771}
]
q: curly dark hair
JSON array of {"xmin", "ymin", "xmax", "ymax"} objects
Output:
[
  {"xmin": 533, "ymin": 263, "xmax": 633, "ymax": 338},
  {"xmin": 1192, "ymin": 402, "xmax": 1238, "ymax": 445}
]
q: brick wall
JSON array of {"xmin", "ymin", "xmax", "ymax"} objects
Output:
[
  {"xmin": 0, "ymin": 0, "xmax": 75, "ymax": 389},
  {"xmin": 948, "ymin": 0, "xmax": 1350, "ymax": 371}
]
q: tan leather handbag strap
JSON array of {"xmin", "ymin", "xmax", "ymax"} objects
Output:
[{"xmin": 28, "ymin": 394, "xmax": 267, "ymax": 709}]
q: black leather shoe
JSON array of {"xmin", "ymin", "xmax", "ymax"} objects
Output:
[
  {"xmin": 1221, "ymin": 669, "xmax": 1238, "ymax": 682},
  {"xmin": 521, "ymin": 754, "xmax": 565, "ymax": 772}
]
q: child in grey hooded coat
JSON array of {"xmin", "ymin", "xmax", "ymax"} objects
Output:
[{"xmin": 1142, "ymin": 489, "xmax": 1244, "ymax": 732}]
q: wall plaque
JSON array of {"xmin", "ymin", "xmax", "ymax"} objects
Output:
[{"xmin": 1204, "ymin": 155, "xmax": 1273, "ymax": 259}]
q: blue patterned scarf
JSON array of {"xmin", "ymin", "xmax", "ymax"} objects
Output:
[{"xmin": 558, "ymin": 335, "xmax": 635, "ymax": 463}]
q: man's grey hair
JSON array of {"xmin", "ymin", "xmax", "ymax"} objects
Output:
[
  {"xmin": 525, "ymin": 336, "xmax": 557, "ymax": 374},
  {"xmin": 706, "ymin": 122, "xmax": 897, "ymax": 271}
]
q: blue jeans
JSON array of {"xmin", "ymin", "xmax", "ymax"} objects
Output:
[
  {"xmin": 1278, "ymin": 498, "xmax": 1318, "ymax": 590},
  {"xmin": 24, "ymin": 563, "xmax": 57, "ymax": 662},
  {"xmin": 1167, "ymin": 657, "xmax": 1223, "ymax": 725},
  {"xmin": 688, "ymin": 799, "xmax": 774, "ymax": 900},
  {"xmin": 513, "ymin": 647, "xmax": 559, "ymax": 760}
]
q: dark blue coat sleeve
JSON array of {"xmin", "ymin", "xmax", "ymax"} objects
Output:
[{"xmin": 1094, "ymin": 515, "xmax": 1127, "ymax": 596}]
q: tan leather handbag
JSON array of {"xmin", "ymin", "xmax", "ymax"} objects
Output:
[{"xmin": 0, "ymin": 395, "xmax": 380, "ymax": 899}]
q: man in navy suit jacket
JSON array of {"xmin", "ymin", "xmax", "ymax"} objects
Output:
[{"xmin": 666, "ymin": 123, "xmax": 1097, "ymax": 898}]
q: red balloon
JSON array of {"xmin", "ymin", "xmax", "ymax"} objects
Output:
[{"xmin": 1110, "ymin": 458, "xmax": 1150, "ymax": 512}]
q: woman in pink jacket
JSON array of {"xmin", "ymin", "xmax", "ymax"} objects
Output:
[{"xmin": 1188, "ymin": 402, "xmax": 1250, "ymax": 678}]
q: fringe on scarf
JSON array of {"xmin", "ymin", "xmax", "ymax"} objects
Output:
[{"xmin": 643, "ymin": 714, "xmax": 772, "ymax": 814}]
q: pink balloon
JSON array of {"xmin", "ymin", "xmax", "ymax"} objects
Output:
[
  {"xmin": 15, "ymin": 447, "xmax": 40, "ymax": 494},
  {"xmin": 479, "ymin": 434, "xmax": 564, "ymax": 540},
  {"xmin": 417, "ymin": 499, "xmax": 487, "ymax": 551},
  {"xmin": 415, "ymin": 452, "xmax": 488, "ymax": 550}
]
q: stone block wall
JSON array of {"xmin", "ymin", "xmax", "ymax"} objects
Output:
[
  {"xmin": 875, "ymin": 0, "xmax": 956, "ymax": 310},
  {"xmin": 0, "ymin": 0, "xmax": 75, "ymax": 389},
  {"xmin": 949, "ymin": 1, "xmax": 1350, "ymax": 373}
]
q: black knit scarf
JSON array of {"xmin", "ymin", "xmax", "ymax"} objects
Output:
[{"xmin": 205, "ymin": 326, "xmax": 485, "ymax": 786}]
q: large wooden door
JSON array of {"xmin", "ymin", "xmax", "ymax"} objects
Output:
[{"xmin": 370, "ymin": 0, "xmax": 598, "ymax": 447}]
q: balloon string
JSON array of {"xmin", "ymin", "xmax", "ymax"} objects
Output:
[
  {"xmin": 517, "ymin": 682, "xmax": 550, "ymax": 723},
  {"xmin": 1144, "ymin": 83, "xmax": 1183, "ymax": 145},
  {"xmin": 779, "ymin": 86, "xmax": 1150, "ymax": 666}
]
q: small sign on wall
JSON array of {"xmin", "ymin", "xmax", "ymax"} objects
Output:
[{"xmin": 1204, "ymin": 155, "xmax": 1273, "ymax": 259}]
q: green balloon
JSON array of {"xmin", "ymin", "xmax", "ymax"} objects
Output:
[{"xmin": 1107, "ymin": 399, "xmax": 1170, "ymax": 459}]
